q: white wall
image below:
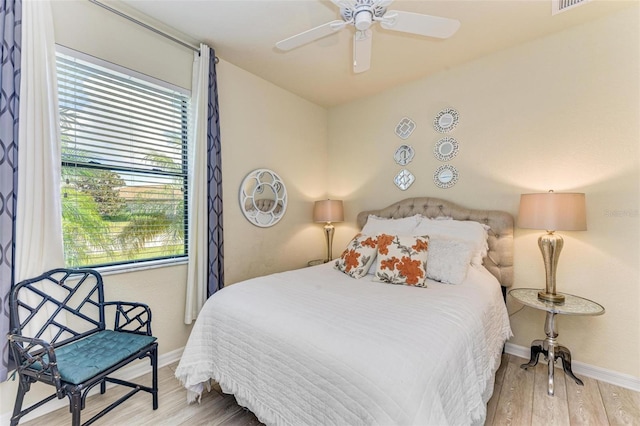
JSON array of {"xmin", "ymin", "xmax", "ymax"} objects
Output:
[
  {"xmin": 0, "ymin": 0, "xmax": 328, "ymax": 420},
  {"xmin": 328, "ymin": 7, "xmax": 639, "ymax": 379},
  {"xmin": 218, "ymin": 61, "xmax": 329, "ymax": 284}
]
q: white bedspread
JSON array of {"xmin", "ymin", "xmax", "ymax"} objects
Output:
[{"xmin": 175, "ymin": 263, "xmax": 512, "ymax": 426}]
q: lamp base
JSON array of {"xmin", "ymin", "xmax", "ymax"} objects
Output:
[
  {"xmin": 538, "ymin": 291, "xmax": 565, "ymax": 304},
  {"xmin": 323, "ymin": 223, "xmax": 335, "ymax": 263},
  {"xmin": 537, "ymin": 231, "xmax": 565, "ymax": 305}
]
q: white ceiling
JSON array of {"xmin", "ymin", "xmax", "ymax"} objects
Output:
[{"xmin": 116, "ymin": 0, "xmax": 634, "ymax": 107}]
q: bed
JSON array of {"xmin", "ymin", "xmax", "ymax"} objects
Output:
[{"xmin": 175, "ymin": 197, "xmax": 514, "ymax": 425}]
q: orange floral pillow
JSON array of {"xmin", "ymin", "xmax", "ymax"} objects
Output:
[
  {"xmin": 334, "ymin": 234, "xmax": 378, "ymax": 278},
  {"xmin": 373, "ymin": 234, "xmax": 430, "ymax": 287}
]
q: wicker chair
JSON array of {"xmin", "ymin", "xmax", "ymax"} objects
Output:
[{"xmin": 8, "ymin": 268, "xmax": 158, "ymax": 426}]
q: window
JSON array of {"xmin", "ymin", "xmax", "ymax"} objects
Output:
[{"xmin": 56, "ymin": 48, "xmax": 190, "ymax": 268}]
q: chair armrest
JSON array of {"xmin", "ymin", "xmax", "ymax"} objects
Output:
[
  {"xmin": 103, "ymin": 301, "xmax": 153, "ymax": 336},
  {"xmin": 8, "ymin": 334, "xmax": 64, "ymax": 396}
]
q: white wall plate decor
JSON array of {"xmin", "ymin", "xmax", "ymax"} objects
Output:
[
  {"xmin": 433, "ymin": 108, "xmax": 459, "ymax": 133},
  {"xmin": 394, "ymin": 144, "xmax": 415, "ymax": 166},
  {"xmin": 394, "ymin": 168, "xmax": 415, "ymax": 191},
  {"xmin": 433, "ymin": 137, "xmax": 459, "ymax": 162},
  {"xmin": 395, "ymin": 117, "xmax": 416, "ymax": 140},
  {"xmin": 433, "ymin": 164, "xmax": 459, "ymax": 189},
  {"xmin": 239, "ymin": 168, "xmax": 288, "ymax": 227}
]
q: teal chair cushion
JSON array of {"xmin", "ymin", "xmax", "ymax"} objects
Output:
[{"xmin": 37, "ymin": 330, "xmax": 157, "ymax": 384}]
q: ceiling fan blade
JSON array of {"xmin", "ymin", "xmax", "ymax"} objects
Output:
[
  {"xmin": 353, "ymin": 30, "xmax": 372, "ymax": 74},
  {"xmin": 276, "ymin": 20, "xmax": 346, "ymax": 51},
  {"xmin": 380, "ymin": 10, "xmax": 460, "ymax": 39}
]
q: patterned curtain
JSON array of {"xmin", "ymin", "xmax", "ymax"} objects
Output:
[
  {"xmin": 0, "ymin": 0, "xmax": 21, "ymax": 383},
  {"xmin": 207, "ymin": 48, "xmax": 223, "ymax": 297}
]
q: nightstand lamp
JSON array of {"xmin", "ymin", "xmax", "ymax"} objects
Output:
[
  {"xmin": 313, "ymin": 199, "xmax": 344, "ymax": 262},
  {"xmin": 518, "ymin": 191, "xmax": 586, "ymax": 304}
]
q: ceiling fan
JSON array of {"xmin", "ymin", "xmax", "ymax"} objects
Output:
[{"xmin": 275, "ymin": 0, "xmax": 461, "ymax": 74}]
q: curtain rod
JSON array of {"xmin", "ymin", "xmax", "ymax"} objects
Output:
[{"xmin": 87, "ymin": 0, "xmax": 219, "ymax": 63}]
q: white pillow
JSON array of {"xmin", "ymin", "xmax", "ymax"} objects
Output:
[
  {"xmin": 414, "ymin": 217, "xmax": 489, "ymax": 266},
  {"xmin": 426, "ymin": 235, "xmax": 475, "ymax": 284},
  {"xmin": 361, "ymin": 214, "xmax": 422, "ymax": 236}
]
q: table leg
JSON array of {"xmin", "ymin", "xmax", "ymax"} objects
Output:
[
  {"xmin": 547, "ymin": 341, "xmax": 556, "ymax": 395},
  {"xmin": 543, "ymin": 311, "xmax": 560, "ymax": 396},
  {"xmin": 557, "ymin": 345, "xmax": 584, "ymax": 386},
  {"xmin": 520, "ymin": 339, "xmax": 545, "ymax": 369},
  {"xmin": 519, "ymin": 311, "xmax": 584, "ymax": 396}
]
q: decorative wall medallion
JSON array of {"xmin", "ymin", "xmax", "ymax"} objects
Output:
[
  {"xmin": 239, "ymin": 168, "xmax": 288, "ymax": 227},
  {"xmin": 433, "ymin": 108, "xmax": 459, "ymax": 133},
  {"xmin": 394, "ymin": 144, "xmax": 415, "ymax": 166},
  {"xmin": 395, "ymin": 117, "xmax": 416, "ymax": 139},
  {"xmin": 394, "ymin": 169, "xmax": 415, "ymax": 191},
  {"xmin": 433, "ymin": 137, "xmax": 459, "ymax": 162},
  {"xmin": 433, "ymin": 164, "xmax": 459, "ymax": 189}
]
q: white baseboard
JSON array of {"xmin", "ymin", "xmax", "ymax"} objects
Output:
[
  {"xmin": 0, "ymin": 347, "xmax": 183, "ymax": 426},
  {"xmin": 504, "ymin": 342, "xmax": 640, "ymax": 392}
]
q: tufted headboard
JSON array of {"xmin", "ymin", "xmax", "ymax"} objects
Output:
[{"xmin": 357, "ymin": 197, "xmax": 514, "ymax": 288}]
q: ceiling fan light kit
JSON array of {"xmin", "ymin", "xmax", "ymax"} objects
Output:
[
  {"xmin": 275, "ymin": 0, "xmax": 461, "ymax": 74},
  {"xmin": 355, "ymin": 11, "xmax": 372, "ymax": 30}
]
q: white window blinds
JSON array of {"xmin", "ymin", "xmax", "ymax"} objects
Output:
[{"xmin": 57, "ymin": 50, "xmax": 190, "ymax": 268}]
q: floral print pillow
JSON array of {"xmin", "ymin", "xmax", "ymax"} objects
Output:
[
  {"xmin": 373, "ymin": 234, "xmax": 430, "ymax": 287},
  {"xmin": 334, "ymin": 234, "xmax": 378, "ymax": 278}
]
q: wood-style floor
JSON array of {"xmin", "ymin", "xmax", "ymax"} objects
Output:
[
  {"xmin": 487, "ymin": 354, "xmax": 640, "ymax": 425},
  {"xmin": 21, "ymin": 354, "xmax": 640, "ymax": 425}
]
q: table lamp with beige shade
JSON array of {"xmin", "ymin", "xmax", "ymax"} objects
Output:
[
  {"xmin": 518, "ymin": 191, "xmax": 587, "ymax": 304},
  {"xmin": 313, "ymin": 200, "xmax": 344, "ymax": 262}
]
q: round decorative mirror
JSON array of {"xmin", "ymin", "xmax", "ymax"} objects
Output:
[
  {"xmin": 433, "ymin": 137, "xmax": 459, "ymax": 162},
  {"xmin": 433, "ymin": 164, "xmax": 459, "ymax": 189},
  {"xmin": 239, "ymin": 169, "xmax": 287, "ymax": 227},
  {"xmin": 433, "ymin": 108, "xmax": 459, "ymax": 133}
]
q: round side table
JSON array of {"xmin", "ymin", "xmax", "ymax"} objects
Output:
[{"xmin": 508, "ymin": 288, "xmax": 604, "ymax": 396}]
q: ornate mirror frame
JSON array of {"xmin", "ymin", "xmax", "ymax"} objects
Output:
[{"xmin": 239, "ymin": 169, "xmax": 288, "ymax": 227}]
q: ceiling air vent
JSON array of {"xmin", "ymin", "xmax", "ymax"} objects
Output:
[{"xmin": 552, "ymin": 0, "xmax": 590, "ymax": 15}]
